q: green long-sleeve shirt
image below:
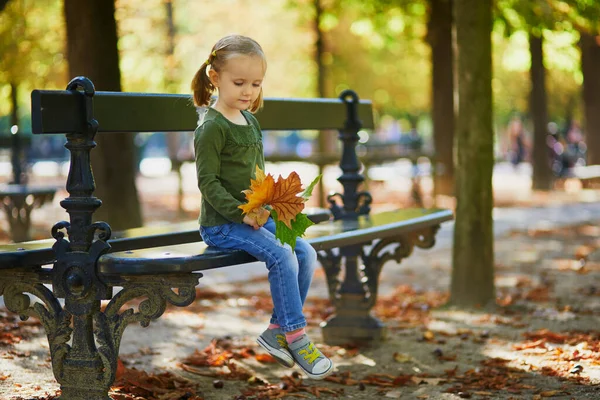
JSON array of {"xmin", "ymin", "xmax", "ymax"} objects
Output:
[{"xmin": 194, "ymin": 107, "xmax": 264, "ymax": 226}]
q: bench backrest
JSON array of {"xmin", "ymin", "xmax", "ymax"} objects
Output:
[
  {"xmin": 31, "ymin": 90, "xmax": 374, "ymax": 134},
  {"xmin": 30, "ymin": 77, "xmax": 374, "ymax": 256}
]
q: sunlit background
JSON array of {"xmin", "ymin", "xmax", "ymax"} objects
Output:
[{"xmin": 0, "ymin": 0, "xmax": 592, "ymax": 212}]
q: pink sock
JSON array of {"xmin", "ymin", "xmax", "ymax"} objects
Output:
[
  {"xmin": 268, "ymin": 323, "xmax": 280, "ymax": 330},
  {"xmin": 285, "ymin": 328, "xmax": 305, "ymax": 344}
]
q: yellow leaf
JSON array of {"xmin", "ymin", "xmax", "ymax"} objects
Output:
[
  {"xmin": 269, "ymin": 172, "xmax": 305, "ymax": 228},
  {"xmin": 247, "ymin": 207, "xmax": 269, "ymax": 226},
  {"xmin": 238, "ymin": 173, "xmax": 276, "ymax": 215},
  {"xmin": 411, "ymin": 377, "xmax": 444, "ymax": 385},
  {"xmin": 393, "ymin": 353, "xmax": 413, "ymax": 363},
  {"xmin": 254, "ymin": 165, "xmax": 266, "ymax": 185},
  {"xmin": 539, "ymin": 391, "xmax": 562, "ymax": 397}
]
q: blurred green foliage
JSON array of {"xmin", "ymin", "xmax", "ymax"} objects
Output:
[{"xmin": 0, "ymin": 0, "xmax": 598, "ymax": 141}]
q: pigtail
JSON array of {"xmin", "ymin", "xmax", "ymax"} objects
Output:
[
  {"xmin": 191, "ymin": 62, "xmax": 214, "ymax": 107},
  {"xmin": 249, "ymin": 87, "xmax": 264, "ymax": 113},
  {"xmin": 191, "ymin": 35, "xmax": 266, "ymax": 112}
]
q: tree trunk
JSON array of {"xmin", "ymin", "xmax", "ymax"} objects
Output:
[
  {"xmin": 64, "ymin": 0, "xmax": 142, "ymax": 230},
  {"xmin": 529, "ymin": 33, "xmax": 553, "ymax": 190},
  {"xmin": 163, "ymin": 0, "xmax": 185, "ymax": 215},
  {"xmin": 427, "ymin": 0, "xmax": 455, "ymax": 197},
  {"xmin": 0, "ymin": 0, "xmax": 10, "ymax": 13},
  {"xmin": 451, "ymin": 0, "xmax": 495, "ymax": 308},
  {"xmin": 9, "ymin": 82, "xmax": 25, "ymax": 185},
  {"xmin": 314, "ymin": 0, "xmax": 335, "ymax": 208},
  {"xmin": 580, "ymin": 32, "xmax": 600, "ymax": 165}
]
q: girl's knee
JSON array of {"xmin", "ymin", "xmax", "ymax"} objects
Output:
[
  {"xmin": 307, "ymin": 246, "xmax": 318, "ymax": 268},
  {"xmin": 268, "ymin": 244, "xmax": 299, "ymax": 270},
  {"xmin": 297, "ymin": 242, "xmax": 317, "ymax": 271}
]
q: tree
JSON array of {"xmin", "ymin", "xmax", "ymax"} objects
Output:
[
  {"xmin": 545, "ymin": 0, "xmax": 600, "ymax": 165},
  {"xmin": 581, "ymin": 33, "xmax": 600, "ymax": 164},
  {"xmin": 495, "ymin": 1, "xmax": 558, "ymax": 190},
  {"xmin": 0, "ymin": 0, "xmax": 65, "ymax": 112},
  {"xmin": 426, "ymin": 0, "xmax": 455, "ymax": 197},
  {"xmin": 64, "ymin": 0, "xmax": 142, "ymax": 230},
  {"xmin": 529, "ymin": 30, "xmax": 553, "ymax": 190},
  {"xmin": 1, "ymin": 0, "xmax": 66, "ymax": 192},
  {"xmin": 451, "ymin": 0, "xmax": 495, "ymax": 307},
  {"xmin": 313, "ymin": 0, "xmax": 335, "ymax": 207}
]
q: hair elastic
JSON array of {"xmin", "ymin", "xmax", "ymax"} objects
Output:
[{"xmin": 205, "ymin": 50, "xmax": 218, "ymax": 66}]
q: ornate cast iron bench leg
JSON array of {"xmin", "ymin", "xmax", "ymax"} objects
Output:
[
  {"xmin": 0, "ymin": 264, "xmax": 199, "ymax": 399},
  {"xmin": 0, "ymin": 76, "xmax": 203, "ymax": 400},
  {"xmin": 318, "ymin": 225, "xmax": 440, "ymax": 345}
]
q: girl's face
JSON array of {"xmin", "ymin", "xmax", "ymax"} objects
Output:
[{"xmin": 209, "ymin": 54, "xmax": 265, "ymax": 116}]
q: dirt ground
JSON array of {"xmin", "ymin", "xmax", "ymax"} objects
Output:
[{"xmin": 2, "ymin": 170, "xmax": 600, "ymax": 399}]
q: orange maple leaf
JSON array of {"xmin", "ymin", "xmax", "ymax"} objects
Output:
[
  {"xmin": 248, "ymin": 165, "xmax": 266, "ymax": 192},
  {"xmin": 269, "ymin": 172, "xmax": 305, "ymax": 228},
  {"xmin": 239, "ymin": 167, "xmax": 306, "ymax": 229},
  {"xmin": 239, "ymin": 172, "xmax": 275, "ymax": 215}
]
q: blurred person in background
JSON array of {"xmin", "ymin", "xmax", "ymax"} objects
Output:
[{"xmin": 507, "ymin": 116, "xmax": 529, "ymax": 168}]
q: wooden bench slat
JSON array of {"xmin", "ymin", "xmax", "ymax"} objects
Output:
[
  {"xmin": 97, "ymin": 209, "xmax": 453, "ymax": 276},
  {"xmin": 306, "ymin": 208, "xmax": 453, "ymax": 250},
  {"xmin": 0, "ymin": 208, "xmax": 331, "ymax": 268},
  {"xmin": 31, "ymin": 90, "xmax": 374, "ymax": 134}
]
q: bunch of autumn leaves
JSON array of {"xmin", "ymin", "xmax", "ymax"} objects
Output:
[{"xmin": 238, "ymin": 166, "xmax": 321, "ymax": 250}]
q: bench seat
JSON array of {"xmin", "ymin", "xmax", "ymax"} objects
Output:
[
  {"xmin": 0, "ymin": 207, "xmax": 331, "ymax": 269},
  {"xmin": 97, "ymin": 209, "xmax": 453, "ymax": 277},
  {"xmin": 570, "ymin": 165, "xmax": 600, "ymax": 188},
  {"xmin": 0, "ymin": 78, "xmax": 455, "ymax": 397}
]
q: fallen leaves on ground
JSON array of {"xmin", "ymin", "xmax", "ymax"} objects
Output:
[
  {"xmin": 512, "ymin": 328, "xmax": 600, "ymax": 383},
  {"xmin": 242, "ymin": 374, "xmax": 344, "ymax": 399},
  {"xmin": 110, "ymin": 367, "xmax": 203, "ymax": 400},
  {"xmin": 10, "ymin": 394, "xmax": 60, "ymax": 400},
  {"xmin": 444, "ymin": 359, "xmax": 534, "ymax": 397},
  {"xmin": 178, "ymin": 338, "xmax": 348, "ymax": 398},
  {"xmin": 374, "ymin": 285, "xmax": 449, "ymax": 327},
  {"xmin": 179, "ymin": 336, "xmax": 275, "ymax": 381},
  {"xmin": 0, "ymin": 310, "xmax": 42, "ymax": 346}
]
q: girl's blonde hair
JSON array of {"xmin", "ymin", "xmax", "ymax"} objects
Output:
[{"xmin": 191, "ymin": 35, "xmax": 266, "ymax": 113}]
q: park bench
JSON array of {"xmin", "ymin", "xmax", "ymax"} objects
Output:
[
  {"xmin": 569, "ymin": 164, "xmax": 600, "ymax": 188},
  {"xmin": 0, "ymin": 132, "xmax": 58, "ymax": 242},
  {"xmin": 0, "ymin": 76, "xmax": 452, "ymax": 399}
]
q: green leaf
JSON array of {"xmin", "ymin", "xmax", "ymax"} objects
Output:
[
  {"xmin": 271, "ymin": 211, "xmax": 314, "ymax": 251},
  {"xmin": 300, "ymin": 174, "xmax": 322, "ymax": 201}
]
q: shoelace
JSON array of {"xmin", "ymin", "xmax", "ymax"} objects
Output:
[
  {"xmin": 276, "ymin": 334, "xmax": 288, "ymax": 348},
  {"xmin": 298, "ymin": 342, "xmax": 321, "ymax": 364}
]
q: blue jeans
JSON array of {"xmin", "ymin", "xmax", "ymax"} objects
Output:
[{"xmin": 200, "ymin": 218, "xmax": 317, "ymax": 332}]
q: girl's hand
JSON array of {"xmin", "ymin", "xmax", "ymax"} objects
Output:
[
  {"xmin": 256, "ymin": 207, "xmax": 270, "ymax": 226},
  {"xmin": 245, "ymin": 207, "xmax": 270, "ymax": 229},
  {"xmin": 243, "ymin": 214, "xmax": 261, "ymax": 230}
]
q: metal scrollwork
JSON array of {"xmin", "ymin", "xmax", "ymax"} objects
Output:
[
  {"xmin": 317, "ymin": 249, "xmax": 342, "ymax": 305},
  {"xmin": 361, "ymin": 236, "xmax": 414, "ymax": 309},
  {"xmin": 356, "ymin": 191, "xmax": 372, "ymax": 215},
  {"xmin": 93, "ymin": 275, "xmax": 199, "ymax": 386},
  {"xmin": 2, "ymin": 280, "xmax": 71, "ymax": 381},
  {"xmin": 327, "ymin": 89, "xmax": 373, "ymax": 221},
  {"xmin": 52, "ymin": 221, "xmax": 71, "ymax": 240},
  {"xmin": 327, "ymin": 193, "xmax": 344, "ymax": 220},
  {"xmin": 87, "ymin": 221, "xmax": 112, "ymax": 244},
  {"xmin": 413, "ymin": 225, "xmax": 441, "ymax": 249}
]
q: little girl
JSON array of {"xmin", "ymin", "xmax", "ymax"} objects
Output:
[{"xmin": 191, "ymin": 34, "xmax": 333, "ymax": 380}]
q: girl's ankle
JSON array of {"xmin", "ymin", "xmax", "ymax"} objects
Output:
[{"xmin": 285, "ymin": 329, "xmax": 305, "ymax": 344}]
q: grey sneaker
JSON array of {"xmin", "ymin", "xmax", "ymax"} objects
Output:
[
  {"xmin": 288, "ymin": 334, "xmax": 333, "ymax": 380},
  {"xmin": 256, "ymin": 328, "xmax": 295, "ymax": 368}
]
